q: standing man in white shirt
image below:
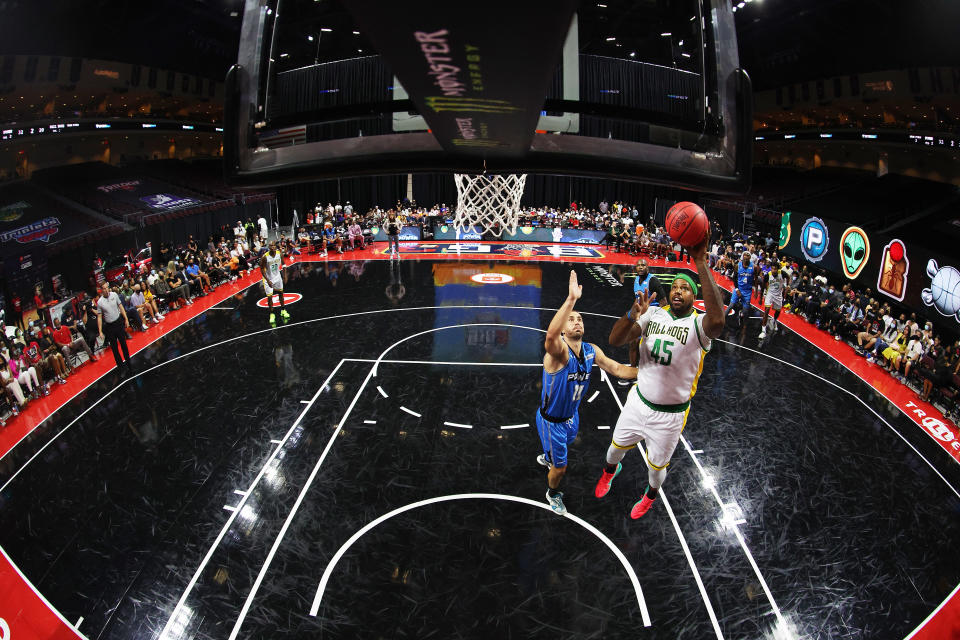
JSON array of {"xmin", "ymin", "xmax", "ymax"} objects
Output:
[{"xmin": 96, "ymin": 282, "xmax": 132, "ymax": 375}]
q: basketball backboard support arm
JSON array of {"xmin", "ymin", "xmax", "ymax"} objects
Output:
[{"xmin": 224, "ymin": 0, "xmax": 751, "ymax": 194}]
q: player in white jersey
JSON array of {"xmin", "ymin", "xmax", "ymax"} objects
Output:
[
  {"xmin": 759, "ymin": 263, "xmax": 787, "ymax": 339},
  {"xmin": 595, "ymin": 235, "xmax": 725, "ymax": 519},
  {"xmin": 259, "ymin": 241, "xmax": 290, "ymax": 325}
]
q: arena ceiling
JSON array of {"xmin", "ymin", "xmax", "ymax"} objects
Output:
[{"xmin": 0, "ymin": 0, "xmax": 957, "ymax": 91}]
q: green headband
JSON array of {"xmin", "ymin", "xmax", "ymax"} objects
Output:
[{"xmin": 672, "ymin": 273, "xmax": 699, "ymax": 295}]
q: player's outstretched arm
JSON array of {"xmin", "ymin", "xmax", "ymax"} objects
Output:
[
  {"xmin": 544, "ymin": 270, "xmax": 581, "ymax": 361},
  {"xmin": 689, "ymin": 232, "xmax": 725, "ymax": 339},
  {"xmin": 608, "ymin": 291, "xmax": 654, "ymax": 347},
  {"xmin": 592, "ymin": 345, "xmax": 638, "ymax": 380}
]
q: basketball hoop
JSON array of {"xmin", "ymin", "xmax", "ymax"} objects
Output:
[{"xmin": 453, "ymin": 173, "xmax": 527, "ymax": 238}]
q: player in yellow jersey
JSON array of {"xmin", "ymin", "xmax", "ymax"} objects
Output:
[{"xmin": 595, "ymin": 235, "xmax": 725, "ymax": 519}]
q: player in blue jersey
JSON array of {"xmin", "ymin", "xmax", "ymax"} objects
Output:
[
  {"xmin": 538, "ymin": 270, "xmax": 640, "ymax": 514},
  {"xmin": 623, "ymin": 259, "xmax": 668, "ymax": 384},
  {"xmin": 726, "ymin": 251, "xmax": 760, "ymax": 328}
]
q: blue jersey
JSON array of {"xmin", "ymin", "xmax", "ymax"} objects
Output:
[
  {"xmin": 540, "ymin": 342, "xmax": 596, "ymax": 420},
  {"xmin": 735, "ymin": 262, "xmax": 755, "ymax": 295},
  {"xmin": 633, "ymin": 273, "xmax": 661, "ymax": 306}
]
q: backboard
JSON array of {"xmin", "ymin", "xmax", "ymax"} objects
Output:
[{"xmin": 224, "ymin": 0, "xmax": 752, "ymax": 194}]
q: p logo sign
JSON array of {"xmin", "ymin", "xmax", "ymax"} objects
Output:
[{"xmin": 800, "ymin": 217, "xmax": 829, "ymax": 263}]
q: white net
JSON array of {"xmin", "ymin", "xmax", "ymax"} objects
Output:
[{"xmin": 453, "ymin": 173, "xmax": 527, "ymax": 238}]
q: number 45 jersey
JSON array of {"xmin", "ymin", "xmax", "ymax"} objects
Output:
[{"xmin": 635, "ymin": 307, "xmax": 711, "ymax": 412}]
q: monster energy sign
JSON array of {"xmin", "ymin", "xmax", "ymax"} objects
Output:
[{"xmin": 346, "ymin": 1, "xmax": 578, "ymax": 156}]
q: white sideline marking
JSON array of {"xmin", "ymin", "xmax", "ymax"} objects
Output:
[
  {"xmin": 597, "ymin": 425, "xmax": 610, "ymax": 430},
  {"xmin": 157, "ymin": 361, "xmax": 347, "ymax": 640},
  {"xmin": 500, "ymin": 424, "xmax": 529, "ymax": 430},
  {"xmin": 604, "ymin": 376, "xmax": 724, "ymax": 640},
  {"xmin": 399, "ymin": 406, "xmax": 421, "ymax": 418},
  {"xmin": 363, "ymin": 420, "xmax": 377, "ymax": 424},
  {"xmin": 587, "ymin": 390, "xmax": 600, "ymax": 403},
  {"xmin": 443, "ymin": 422, "xmax": 473, "ymax": 429},
  {"xmin": 376, "ymin": 386, "xmax": 389, "ymax": 398},
  {"xmin": 223, "ymin": 505, "xmax": 237, "ymax": 512}
]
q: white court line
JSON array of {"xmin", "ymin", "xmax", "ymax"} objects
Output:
[
  {"xmin": 346, "ymin": 358, "xmax": 543, "ymax": 367},
  {"xmin": 233, "ymin": 490, "xmax": 247, "ymax": 497},
  {"xmin": 376, "ymin": 386, "xmax": 389, "ymax": 398},
  {"xmin": 604, "ymin": 376, "xmax": 724, "ymax": 640},
  {"xmin": 597, "ymin": 425, "xmax": 610, "ymax": 430},
  {"xmin": 399, "ymin": 406, "xmax": 421, "ymax": 418},
  {"xmin": 300, "ymin": 400, "xmax": 311, "ymax": 404},
  {"xmin": 223, "ymin": 505, "xmax": 237, "ymax": 512},
  {"xmin": 269, "ymin": 439, "xmax": 283, "ymax": 445},
  {"xmin": 678, "ymin": 432, "xmax": 788, "ymax": 632},
  {"xmin": 587, "ymin": 390, "xmax": 600, "ymax": 403},
  {"xmin": 209, "ymin": 306, "xmax": 236, "ymax": 310},
  {"xmin": 306, "ymin": 493, "xmax": 652, "ymax": 628},
  {"xmin": 690, "ymin": 449, "xmax": 703, "ymax": 454},
  {"xmin": 443, "ymin": 422, "xmax": 473, "ymax": 429},
  {"xmin": 715, "ymin": 339, "xmax": 960, "ymax": 500},
  {"xmin": 363, "ymin": 420, "xmax": 377, "ymax": 425},
  {"xmin": 226, "ymin": 363, "xmax": 377, "ymax": 639},
  {"xmin": 157, "ymin": 360, "xmax": 347, "ymax": 640},
  {"xmin": 74, "ymin": 617, "xmax": 84, "ymax": 629},
  {"xmin": 501, "ymin": 424, "xmax": 530, "ymax": 430}
]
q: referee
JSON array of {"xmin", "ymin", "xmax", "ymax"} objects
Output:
[{"xmin": 96, "ymin": 282, "xmax": 132, "ymax": 375}]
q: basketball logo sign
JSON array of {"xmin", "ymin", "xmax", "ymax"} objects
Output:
[
  {"xmin": 800, "ymin": 217, "xmax": 829, "ymax": 263},
  {"xmin": 256, "ymin": 292, "xmax": 303, "ymax": 308},
  {"xmin": 922, "ymin": 259, "xmax": 960, "ymax": 322}
]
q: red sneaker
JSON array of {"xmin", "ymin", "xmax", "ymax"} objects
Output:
[
  {"xmin": 594, "ymin": 463, "xmax": 622, "ymax": 498},
  {"xmin": 630, "ymin": 494, "xmax": 657, "ymax": 519}
]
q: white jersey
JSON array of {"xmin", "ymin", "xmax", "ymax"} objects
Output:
[
  {"xmin": 263, "ymin": 251, "xmax": 283, "ymax": 286},
  {"xmin": 634, "ymin": 306, "xmax": 711, "ymax": 410},
  {"xmin": 765, "ymin": 272, "xmax": 786, "ymax": 305}
]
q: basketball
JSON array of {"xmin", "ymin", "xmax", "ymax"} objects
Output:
[{"xmin": 665, "ymin": 201, "xmax": 709, "ymax": 248}]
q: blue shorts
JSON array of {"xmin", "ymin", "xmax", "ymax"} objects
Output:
[
  {"xmin": 535, "ymin": 413, "xmax": 579, "ymax": 468},
  {"xmin": 729, "ymin": 288, "xmax": 751, "ymax": 310}
]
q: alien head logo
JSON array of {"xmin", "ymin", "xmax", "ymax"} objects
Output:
[
  {"xmin": 778, "ymin": 211, "xmax": 791, "ymax": 250},
  {"xmin": 839, "ymin": 226, "xmax": 870, "ymax": 279}
]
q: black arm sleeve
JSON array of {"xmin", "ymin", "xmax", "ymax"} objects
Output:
[{"xmin": 649, "ymin": 276, "xmax": 668, "ymax": 302}]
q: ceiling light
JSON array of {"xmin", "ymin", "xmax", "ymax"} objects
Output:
[
  {"xmin": 660, "ymin": 32, "xmax": 672, "ymax": 37},
  {"xmin": 678, "ymin": 40, "xmax": 684, "ymax": 45},
  {"xmin": 606, "ymin": 36, "xmax": 615, "ymax": 41},
  {"xmin": 321, "ymin": 28, "xmax": 332, "ymax": 32},
  {"xmin": 352, "ymin": 30, "xmax": 360, "ymax": 34},
  {"xmin": 681, "ymin": 52, "xmax": 691, "ymax": 58},
  {"xmin": 307, "ymin": 35, "xmax": 314, "ymax": 41},
  {"xmin": 266, "ymin": 8, "xmax": 272, "ymax": 15},
  {"xmin": 229, "ymin": 11, "xmax": 238, "ymax": 17},
  {"xmin": 629, "ymin": 52, "xmax": 636, "ymax": 57},
  {"xmin": 280, "ymin": 53, "xmax": 289, "ymax": 58},
  {"xmin": 737, "ymin": 2, "xmax": 745, "ymax": 7}
]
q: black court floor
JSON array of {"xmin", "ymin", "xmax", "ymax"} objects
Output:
[{"xmin": 1, "ymin": 259, "xmax": 959, "ymax": 640}]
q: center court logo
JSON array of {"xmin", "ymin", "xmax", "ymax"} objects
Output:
[
  {"xmin": 256, "ymin": 293, "xmax": 302, "ymax": 308},
  {"xmin": 800, "ymin": 217, "xmax": 829, "ymax": 263}
]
